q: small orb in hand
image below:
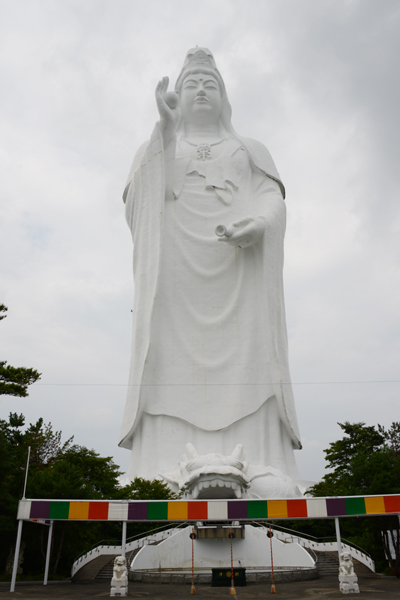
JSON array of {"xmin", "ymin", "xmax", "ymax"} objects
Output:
[{"xmin": 165, "ymin": 92, "xmax": 179, "ymax": 109}]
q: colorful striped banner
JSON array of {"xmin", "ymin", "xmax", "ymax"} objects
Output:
[{"xmin": 17, "ymin": 495, "xmax": 400, "ymax": 522}]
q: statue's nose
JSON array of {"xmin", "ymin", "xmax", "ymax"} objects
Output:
[{"xmin": 196, "ymin": 89, "xmax": 206, "ymax": 96}]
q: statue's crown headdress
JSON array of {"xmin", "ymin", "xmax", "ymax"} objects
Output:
[
  {"xmin": 181, "ymin": 48, "xmax": 217, "ymax": 70},
  {"xmin": 175, "ymin": 47, "xmax": 224, "ymax": 92}
]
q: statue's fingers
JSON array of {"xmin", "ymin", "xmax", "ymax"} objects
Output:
[
  {"xmin": 218, "ymin": 237, "xmax": 238, "ymax": 247},
  {"xmin": 161, "ymin": 76, "xmax": 169, "ymax": 94},
  {"xmin": 155, "ymin": 80, "xmax": 163, "ymax": 95},
  {"xmin": 156, "ymin": 77, "xmax": 169, "ymax": 97},
  {"xmin": 233, "ymin": 216, "xmax": 252, "ymax": 228},
  {"xmin": 219, "ymin": 236, "xmax": 242, "ymax": 248}
]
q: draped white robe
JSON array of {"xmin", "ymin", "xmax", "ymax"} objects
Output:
[{"xmin": 120, "ymin": 124, "xmax": 301, "ymax": 481}]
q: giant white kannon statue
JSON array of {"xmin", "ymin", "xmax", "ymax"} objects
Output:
[{"xmin": 120, "ymin": 48, "xmax": 304, "ymax": 499}]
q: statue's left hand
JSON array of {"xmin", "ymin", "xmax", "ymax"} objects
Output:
[
  {"xmin": 155, "ymin": 76, "xmax": 181, "ymax": 147},
  {"xmin": 218, "ymin": 216, "xmax": 265, "ymax": 248}
]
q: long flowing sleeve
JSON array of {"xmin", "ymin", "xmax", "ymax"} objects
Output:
[{"xmin": 119, "ymin": 124, "xmax": 167, "ymax": 448}]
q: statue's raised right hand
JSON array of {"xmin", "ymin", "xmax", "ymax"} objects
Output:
[{"xmin": 155, "ymin": 77, "xmax": 180, "ymax": 147}]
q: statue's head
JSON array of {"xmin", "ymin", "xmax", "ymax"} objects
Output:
[
  {"xmin": 175, "ymin": 48, "xmax": 234, "ymax": 135},
  {"xmin": 340, "ymin": 552, "xmax": 351, "ymax": 562}
]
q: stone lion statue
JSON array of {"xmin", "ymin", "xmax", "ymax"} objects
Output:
[
  {"xmin": 110, "ymin": 555, "xmax": 128, "ymax": 597},
  {"xmin": 339, "ymin": 552, "xmax": 359, "ymax": 594},
  {"xmin": 339, "ymin": 552, "xmax": 355, "ymax": 576}
]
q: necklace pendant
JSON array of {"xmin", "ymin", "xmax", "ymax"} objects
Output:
[{"xmin": 197, "ymin": 143, "xmax": 211, "ymax": 160}]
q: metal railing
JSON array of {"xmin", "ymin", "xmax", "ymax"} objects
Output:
[
  {"xmin": 73, "ymin": 521, "xmax": 188, "ymax": 563},
  {"xmin": 72, "ymin": 519, "xmax": 375, "ymax": 577},
  {"xmin": 71, "ymin": 522, "xmax": 189, "ymax": 577},
  {"xmin": 252, "ymin": 521, "xmax": 374, "ymax": 571}
]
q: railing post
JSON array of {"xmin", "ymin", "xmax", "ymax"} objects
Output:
[
  {"xmin": 335, "ymin": 518, "xmax": 342, "ymax": 560},
  {"xmin": 121, "ymin": 521, "xmax": 127, "ymax": 557},
  {"xmin": 43, "ymin": 521, "xmax": 53, "ymax": 585},
  {"xmin": 10, "ymin": 520, "xmax": 23, "ymax": 592}
]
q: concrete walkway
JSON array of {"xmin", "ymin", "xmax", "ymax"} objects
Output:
[{"xmin": 0, "ymin": 574, "xmax": 399, "ymax": 599}]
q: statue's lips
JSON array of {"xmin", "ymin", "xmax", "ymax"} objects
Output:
[{"xmin": 194, "ymin": 97, "xmax": 209, "ymax": 103}]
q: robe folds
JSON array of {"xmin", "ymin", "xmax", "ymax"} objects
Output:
[{"xmin": 120, "ymin": 123, "xmax": 301, "ymax": 476}]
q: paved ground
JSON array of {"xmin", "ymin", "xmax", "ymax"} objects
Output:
[{"xmin": 0, "ymin": 574, "xmax": 399, "ymax": 600}]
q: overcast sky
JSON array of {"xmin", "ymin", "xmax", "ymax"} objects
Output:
[{"xmin": 1, "ymin": 0, "xmax": 399, "ymax": 485}]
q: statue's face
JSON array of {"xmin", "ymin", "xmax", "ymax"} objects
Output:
[{"xmin": 180, "ymin": 73, "xmax": 222, "ymax": 125}]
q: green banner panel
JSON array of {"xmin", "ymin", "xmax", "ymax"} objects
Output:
[
  {"xmin": 346, "ymin": 497, "xmax": 366, "ymax": 515},
  {"xmin": 49, "ymin": 501, "xmax": 70, "ymax": 519},
  {"xmin": 147, "ymin": 501, "xmax": 168, "ymax": 520},
  {"xmin": 247, "ymin": 500, "xmax": 268, "ymax": 518}
]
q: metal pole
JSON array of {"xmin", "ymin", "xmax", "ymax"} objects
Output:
[
  {"xmin": 22, "ymin": 446, "xmax": 31, "ymax": 499},
  {"xmin": 121, "ymin": 521, "xmax": 127, "ymax": 557},
  {"xmin": 43, "ymin": 521, "xmax": 53, "ymax": 585},
  {"xmin": 269, "ymin": 526, "xmax": 276, "ymax": 594},
  {"xmin": 10, "ymin": 520, "xmax": 23, "ymax": 592},
  {"xmin": 191, "ymin": 527, "xmax": 196, "ymax": 594},
  {"xmin": 335, "ymin": 517, "xmax": 342, "ymax": 559}
]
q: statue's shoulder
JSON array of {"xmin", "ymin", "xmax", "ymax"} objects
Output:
[
  {"xmin": 241, "ymin": 136, "xmax": 271, "ymax": 155},
  {"xmin": 240, "ymin": 136, "xmax": 285, "ymax": 199}
]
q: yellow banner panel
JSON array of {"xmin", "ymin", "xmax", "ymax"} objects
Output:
[
  {"xmin": 69, "ymin": 502, "xmax": 90, "ymax": 520},
  {"xmin": 364, "ymin": 496, "xmax": 385, "ymax": 515},
  {"xmin": 267, "ymin": 500, "xmax": 288, "ymax": 519}
]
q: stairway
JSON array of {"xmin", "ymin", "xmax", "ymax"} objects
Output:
[
  {"xmin": 95, "ymin": 548, "xmax": 144, "ymax": 580},
  {"xmin": 316, "ymin": 551, "xmax": 339, "ymax": 576},
  {"xmin": 72, "ymin": 525, "xmax": 184, "ymax": 580},
  {"xmin": 95, "ymin": 559, "xmax": 114, "ymax": 580},
  {"xmin": 315, "ymin": 551, "xmax": 372, "ymax": 578}
]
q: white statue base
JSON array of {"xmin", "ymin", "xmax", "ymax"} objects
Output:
[
  {"xmin": 130, "ymin": 525, "xmax": 314, "ymax": 572},
  {"xmin": 339, "ymin": 552, "xmax": 360, "ymax": 594},
  {"xmin": 110, "ymin": 556, "xmax": 128, "ymax": 597}
]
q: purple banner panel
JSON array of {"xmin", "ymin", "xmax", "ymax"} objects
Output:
[
  {"xmin": 30, "ymin": 501, "xmax": 51, "ymax": 519},
  {"xmin": 227, "ymin": 501, "xmax": 248, "ymax": 519},
  {"xmin": 326, "ymin": 498, "xmax": 347, "ymax": 517},
  {"xmin": 128, "ymin": 502, "xmax": 148, "ymax": 520}
]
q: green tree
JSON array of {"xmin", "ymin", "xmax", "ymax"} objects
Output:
[
  {"xmin": 309, "ymin": 421, "xmax": 400, "ymax": 572},
  {"xmin": 310, "ymin": 421, "xmax": 400, "ymax": 497},
  {"xmin": 0, "ymin": 413, "xmax": 177, "ymax": 578},
  {"xmin": 0, "ymin": 305, "xmax": 41, "ymax": 397},
  {"xmin": 27, "ymin": 446, "xmax": 124, "ymax": 574},
  {"xmin": 0, "ymin": 415, "xmax": 123, "ymax": 577},
  {"xmin": 119, "ymin": 477, "xmax": 178, "ymax": 500}
]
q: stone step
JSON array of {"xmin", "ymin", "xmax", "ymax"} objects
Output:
[
  {"xmin": 315, "ymin": 551, "xmax": 339, "ymax": 575},
  {"xmin": 315, "ymin": 551, "xmax": 371, "ymax": 577}
]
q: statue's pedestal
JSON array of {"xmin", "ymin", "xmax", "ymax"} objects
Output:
[
  {"xmin": 339, "ymin": 573, "xmax": 360, "ymax": 594},
  {"xmin": 110, "ymin": 579, "xmax": 128, "ymax": 597},
  {"xmin": 129, "ymin": 524, "xmax": 316, "ymax": 582}
]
